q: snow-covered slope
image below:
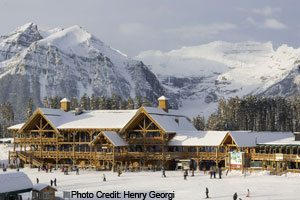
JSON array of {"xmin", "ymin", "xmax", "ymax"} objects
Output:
[
  {"xmin": 137, "ymin": 41, "xmax": 300, "ymax": 118},
  {"xmin": 0, "ymin": 23, "xmax": 170, "ymax": 120}
]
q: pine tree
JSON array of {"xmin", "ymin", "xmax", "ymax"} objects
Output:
[
  {"xmin": 90, "ymin": 95, "xmax": 97, "ymax": 110},
  {"xmin": 26, "ymin": 98, "xmax": 33, "ymax": 119},
  {"xmin": 53, "ymin": 96, "xmax": 60, "ymax": 109},
  {"xmin": 80, "ymin": 93, "xmax": 88, "ymax": 110},
  {"xmin": 87, "ymin": 97, "xmax": 91, "ymax": 110},
  {"xmin": 99, "ymin": 96, "xmax": 106, "ymax": 110},
  {"xmin": 111, "ymin": 94, "xmax": 118, "ymax": 110},
  {"xmin": 106, "ymin": 97, "xmax": 112, "ymax": 110},
  {"xmin": 43, "ymin": 97, "xmax": 49, "ymax": 108},
  {"xmin": 142, "ymin": 98, "xmax": 151, "ymax": 107},
  {"xmin": 127, "ymin": 97, "xmax": 134, "ymax": 109},
  {"xmin": 134, "ymin": 95, "xmax": 142, "ymax": 109},
  {"xmin": 192, "ymin": 115, "xmax": 205, "ymax": 130},
  {"xmin": 71, "ymin": 97, "xmax": 78, "ymax": 110},
  {"xmin": 119, "ymin": 100, "xmax": 127, "ymax": 110},
  {"xmin": 48, "ymin": 97, "xmax": 54, "ymax": 109}
]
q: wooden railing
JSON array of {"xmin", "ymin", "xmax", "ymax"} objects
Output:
[
  {"xmin": 14, "ymin": 137, "xmax": 64, "ymax": 144},
  {"xmin": 250, "ymin": 153, "xmax": 300, "ymax": 161}
]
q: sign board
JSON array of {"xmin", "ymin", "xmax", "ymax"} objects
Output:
[
  {"xmin": 230, "ymin": 152, "xmax": 243, "ymax": 168},
  {"xmin": 275, "ymin": 153, "xmax": 283, "ymax": 161}
]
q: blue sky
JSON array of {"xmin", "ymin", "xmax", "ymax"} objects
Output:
[{"xmin": 0, "ymin": 0, "xmax": 299, "ymax": 56}]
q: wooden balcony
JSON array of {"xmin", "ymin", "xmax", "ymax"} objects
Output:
[
  {"xmin": 14, "ymin": 137, "xmax": 64, "ymax": 144},
  {"xmin": 250, "ymin": 153, "xmax": 300, "ymax": 161}
]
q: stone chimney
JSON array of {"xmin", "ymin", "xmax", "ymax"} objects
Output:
[
  {"xmin": 60, "ymin": 98, "xmax": 71, "ymax": 112},
  {"xmin": 294, "ymin": 132, "xmax": 300, "ymax": 141},
  {"xmin": 158, "ymin": 96, "xmax": 168, "ymax": 112}
]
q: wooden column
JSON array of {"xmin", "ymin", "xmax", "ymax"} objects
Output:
[{"xmin": 196, "ymin": 146, "xmax": 200, "ymax": 171}]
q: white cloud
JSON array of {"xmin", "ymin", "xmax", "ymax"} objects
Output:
[
  {"xmin": 252, "ymin": 6, "xmax": 281, "ymax": 16},
  {"xmin": 264, "ymin": 18, "xmax": 287, "ymax": 29}
]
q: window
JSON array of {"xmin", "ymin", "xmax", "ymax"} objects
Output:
[{"xmin": 43, "ymin": 192, "xmax": 50, "ymax": 199}]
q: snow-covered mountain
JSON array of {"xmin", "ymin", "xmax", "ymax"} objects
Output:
[
  {"xmin": 0, "ymin": 23, "xmax": 172, "ymax": 120},
  {"xmin": 137, "ymin": 41, "xmax": 300, "ymax": 118}
]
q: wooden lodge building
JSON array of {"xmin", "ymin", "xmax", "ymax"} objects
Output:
[{"xmin": 7, "ymin": 96, "xmax": 300, "ymax": 172}]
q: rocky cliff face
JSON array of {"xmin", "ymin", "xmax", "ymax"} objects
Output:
[{"xmin": 0, "ymin": 23, "xmax": 172, "ymax": 121}]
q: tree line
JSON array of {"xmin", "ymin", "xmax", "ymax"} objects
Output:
[
  {"xmin": 0, "ymin": 94, "xmax": 152, "ymax": 138},
  {"xmin": 192, "ymin": 96, "xmax": 300, "ymax": 132}
]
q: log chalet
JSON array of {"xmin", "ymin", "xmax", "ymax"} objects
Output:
[{"xmin": 7, "ymin": 96, "xmax": 300, "ymax": 173}]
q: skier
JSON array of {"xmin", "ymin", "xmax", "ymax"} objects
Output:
[
  {"xmin": 38, "ymin": 166, "xmax": 40, "ymax": 172},
  {"xmin": 36, "ymin": 178, "xmax": 39, "ymax": 184},
  {"xmin": 191, "ymin": 168, "xmax": 194, "ymax": 177},
  {"xmin": 50, "ymin": 179, "xmax": 53, "ymax": 186},
  {"xmin": 162, "ymin": 167, "xmax": 166, "ymax": 178},
  {"xmin": 233, "ymin": 192, "xmax": 238, "ymax": 200},
  {"xmin": 184, "ymin": 169, "xmax": 188, "ymax": 180},
  {"xmin": 54, "ymin": 178, "xmax": 57, "ymax": 186},
  {"xmin": 103, "ymin": 174, "xmax": 106, "ymax": 182},
  {"xmin": 205, "ymin": 187, "xmax": 209, "ymax": 199},
  {"xmin": 117, "ymin": 168, "xmax": 122, "ymax": 177},
  {"xmin": 246, "ymin": 189, "xmax": 250, "ymax": 197},
  {"xmin": 76, "ymin": 167, "xmax": 79, "ymax": 175},
  {"xmin": 218, "ymin": 167, "xmax": 222, "ymax": 179}
]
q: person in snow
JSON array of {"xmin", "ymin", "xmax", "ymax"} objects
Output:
[
  {"xmin": 117, "ymin": 168, "xmax": 122, "ymax": 177},
  {"xmin": 76, "ymin": 167, "xmax": 79, "ymax": 175},
  {"xmin": 209, "ymin": 166, "xmax": 213, "ymax": 179},
  {"xmin": 213, "ymin": 166, "xmax": 216, "ymax": 178},
  {"xmin": 162, "ymin": 167, "xmax": 166, "ymax": 178},
  {"xmin": 103, "ymin": 174, "xmax": 106, "ymax": 182},
  {"xmin": 54, "ymin": 178, "xmax": 57, "ymax": 186},
  {"xmin": 50, "ymin": 179, "xmax": 53, "ymax": 186},
  {"xmin": 246, "ymin": 189, "xmax": 250, "ymax": 197},
  {"xmin": 184, "ymin": 169, "xmax": 188, "ymax": 180},
  {"xmin": 205, "ymin": 187, "xmax": 209, "ymax": 199},
  {"xmin": 191, "ymin": 168, "xmax": 194, "ymax": 177},
  {"xmin": 218, "ymin": 167, "xmax": 222, "ymax": 179},
  {"xmin": 233, "ymin": 192, "xmax": 238, "ymax": 200},
  {"xmin": 36, "ymin": 178, "xmax": 39, "ymax": 184},
  {"xmin": 38, "ymin": 166, "xmax": 40, "ymax": 172}
]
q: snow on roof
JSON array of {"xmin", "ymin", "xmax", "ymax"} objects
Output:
[
  {"xmin": 229, "ymin": 131, "xmax": 294, "ymax": 147},
  {"xmin": 0, "ymin": 138, "xmax": 13, "ymax": 143},
  {"xmin": 143, "ymin": 107, "xmax": 186, "ymax": 117},
  {"xmin": 158, "ymin": 96, "xmax": 168, "ymax": 100},
  {"xmin": 0, "ymin": 172, "xmax": 33, "ymax": 194},
  {"xmin": 32, "ymin": 183, "xmax": 56, "ymax": 191},
  {"xmin": 168, "ymin": 131, "xmax": 228, "ymax": 146},
  {"xmin": 60, "ymin": 98, "xmax": 70, "ymax": 102},
  {"xmin": 101, "ymin": 131, "xmax": 128, "ymax": 146},
  {"xmin": 149, "ymin": 114, "xmax": 196, "ymax": 132},
  {"xmin": 8, "ymin": 123, "xmax": 25, "ymax": 130},
  {"xmin": 39, "ymin": 108, "xmax": 137, "ymax": 129}
]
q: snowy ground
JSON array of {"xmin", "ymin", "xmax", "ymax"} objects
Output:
[
  {"xmin": 1, "ymin": 143, "xmax": 300, "ymax": 200},
  {"xmin": 0, "ymin": 167, "xmax": 299, "ymax": 200}
]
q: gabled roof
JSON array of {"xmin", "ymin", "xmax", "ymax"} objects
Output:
[
  {"xmin": 149, "ymin": 114, "xmax": 196, "ymax": 132},
  {"xmin": 168, "ymin": 131, "xmax": 228, "ymax": 146},
  {"xmin": 0, "ymin": 172, "xmax": 33, "ymax": 194},
  {"xmin": 32, "ymin": 183, "xmax": 57, "ymax": 191},
  {"xmin": 8, "ymin": 123, "xmax": 25, "ymax": 130},
  {"xmin": 90, "ymin": 131, "xmax": 128, "ymax": 147},
  {"xmin": 121, "ymin": 107, "xmax": 196, "ymax": 133},
  {"xmin": 102, "ymin": 131, "xmax": 128, "ymax": 146},
  {"xmin": 229, "ymin": 131, "xmax": 294, "ymax": 147}
]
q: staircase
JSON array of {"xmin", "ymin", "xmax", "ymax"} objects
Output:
[{"xmin": 16, "ymin": 151, "xmax": 43, "ymax": 167}]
